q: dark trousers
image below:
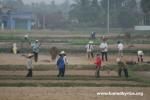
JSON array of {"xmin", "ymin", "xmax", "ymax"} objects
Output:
[
  {"xmin": 64, "ymin": 65, "xmax": 66, "ymax": 75},
  {"xmin": 57, "ymin": 68, "xmax": 65, "ymax": 77},
  {"xmin": 26, "ymin": 69, "xmax": 32, "ymax": 77},
  {"xmin": 118, "ymin": 68, "xmax": 128, "ymax": 78},
  {"xmin": 95, "ymin": 67, "xmax": 100, "ymax": 78},
  {"xmin": 138, "ymin": 55, "xmax": 143, "ymax": 62},
  {"xmin": 33, "ymin": 52, "xmax": 38, "ymax": 62},
  {"xmin": 101, "ymin": 52, "xmax": 108, "ymax": 61}
]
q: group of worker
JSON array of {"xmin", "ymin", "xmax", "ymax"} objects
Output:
[
  {"xmin": 85, "ymin": 35, "xmax": 144, "ymax": 78},
  {"xmin": 11, "ymin": 33, "xmax": 144, "ymax": 78}
]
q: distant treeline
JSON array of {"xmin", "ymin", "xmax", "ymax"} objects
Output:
[{"xmin": 0, "ymin": 0, "xmax": 150, "ymax": 29}]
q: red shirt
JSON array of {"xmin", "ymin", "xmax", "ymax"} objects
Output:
[{"xmin": 94, "ymin": 56, "xmax": 102, "ymax": 68}]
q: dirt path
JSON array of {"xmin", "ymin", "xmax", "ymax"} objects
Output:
[
  {"xmin": 0, "ymin": 87, "xmax": 149, "ymax": 100},
  {"xmin": 136, "ymin": 71, "xmax": 150, "ymax": 78},
  {"xmin": 0, "ymin": 54, "xmax": 150, "ymax": 65}
]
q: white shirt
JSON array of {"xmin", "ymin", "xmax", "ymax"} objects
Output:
[
  {"xmin": 137, "ymin": 50, "xmax": 144, "ymax": 56},
  {"xmin": 100, "ymin": 42, "xmax": 108, "ymax": 52},
  {"xmin": 26, "ymin": 58, "xmax": 33, "ymax": 69},
  {"xmin": 63, "ymin": 56, "xmax": 68, "ymax": 65},
  {"xmin": 85, "ymin": 44, "xmax": 94, "ymax": 52},
  {"xmin": 118, "ymin": 43, "xmax": 124, "ymax": 51}
]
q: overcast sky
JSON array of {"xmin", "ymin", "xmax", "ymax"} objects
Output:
[{"xmin": 22, "ymin": 0, "xmax": 72, "ymax": 4}]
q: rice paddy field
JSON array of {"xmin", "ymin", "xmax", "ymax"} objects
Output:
[{"xmin": 0, "ymin": 29, "xmax": 150, "ymax": 100}]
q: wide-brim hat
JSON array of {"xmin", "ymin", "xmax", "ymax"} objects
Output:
[
  {"xmin": 24, "ymin": 35, "xmax": 28, "ymax": 38},
  {"xmin": 60, "ymin": 51, "xmax": 66, "ymax": 55},
  {"xmin": 89, "ymin": 41, "xmax": 93, "ymax": 44},
  {"xmin": 27, "ymin": 53, "xmax": 34, "ymax": 57}
]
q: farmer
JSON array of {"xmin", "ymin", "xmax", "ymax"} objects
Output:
[
  {"xmin": 117, "ymin": 41, "xmax": 124, "ymax": 58},
  {"xmin": 85, "ymin": 41, "xmax": 94, "ymax": 59},
  {"xmin": 24, "ymin": 34, "xmax": 29, "ymax": 40},
  {"xmin": 60, "ymin": 51, "xmax": 68, "ymax": 74},
  {"xmin": 99, "ymin": 39, "xmax": 108, "ymax": 61},
  {"xmin": 91, "ymin": 32, "xmax": 96, "ymax": 40},
  {"xmin": 116, "ymin": 57, "xmax": 128, "ymax": 78},
  {"xmin": 94, "ymin": 54, "xmax": 102, "ymax": 78},
  {"xmin": 12, "ymin": 43, "xmax": 18, "ymax": 54},
  {"xmin": 56, "ymin": 51, "xmax": 65, "ymax": 77},
  {"xmin": 31, "ymin": 40, "xmax": 40, "ymax": 62},
  {"xmin": 22, "ymin": 53, "xmax": 34, "ymax": 77},
  {"xmin": 137, "ymin": 50, "xmax": 144, "ymax": 62}
]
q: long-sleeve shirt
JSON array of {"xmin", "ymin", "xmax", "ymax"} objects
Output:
[
  {"xmin": 99, "ymin": 42, "xmax": 108, "ymax": 52},
  {"xmin": 137, "ymin": 50, "xmax": 144, "ymax": 56},
  {"xmin": 31, "ymin": 43, "xmax": 40, "ymax": 53},
  {"xmin": 26, "ymin": 58, "xmax": 33, "ymax": 69},
  {"xmin": 57, "ymin": 56, "xmax": 65, "ymax": 69},
  {"xmin": 85, "ymin": 44, "xmax": 94, "ymax": 52},
  {"xmin": 63, "ymin": 56, "xmax": 68, "ymax": 65},
  {"xmin": 94, "ymin": 57, "xmax": 102, "ymax": 68},
  {"xmin": 117, "ymin": 43, "xmax": 124, "ymax": 51}
]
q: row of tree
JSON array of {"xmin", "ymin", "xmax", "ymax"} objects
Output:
[
  {"xmin": 0, "ymin": 0, "xmax": 150, "ymax": 29},
  {"xmin": 69, "ymin": 0, "xmax": 139, "ymax": 28}
]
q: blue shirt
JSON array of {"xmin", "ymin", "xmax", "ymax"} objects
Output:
[{"xmin": 57, "ymin": 56, "xmax": 65, "ymax": 69}]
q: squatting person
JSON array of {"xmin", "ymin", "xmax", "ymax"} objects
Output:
[{"xmin": 117, "ymin": 58, "xmax": 128, "ymax": 78}]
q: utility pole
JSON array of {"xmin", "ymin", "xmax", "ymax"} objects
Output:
[{"xmin": 43, "ymin": 14, "xmax": 46, "ymax": 29}]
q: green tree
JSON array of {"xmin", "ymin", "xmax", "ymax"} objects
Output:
[
  {"xmin": 117, "ymin": 0, "xmax": 138, "ymax": 28},
  {"xmin": 90, "ymin": 0, "xmax": 101, "ymax": 25},
  {"xmin": 100, "ymin": 0, "xmax": 138, "ymax": 28},
  {"xmin": 141, "ymin": 0, "xmax": 150, "ymax": 14},
  {"xmin": 69, "ymin": 0, "xmax": 92, "ymax": 23},
  {"xmin": 141, "ymin": 0, "xmax": 150, "ymax": 25},
  {"xmin": 100, "ymin": 0, "xmax": 124, "ymax": 27},
  {"xmin": 1, "ymin": 0, "xmax": 24, "ymax": 11}
]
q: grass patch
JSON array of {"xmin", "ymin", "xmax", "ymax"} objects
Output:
[
  {"xmin": 0, "ymin": 48, "xmax": 150, "ymax": 55},
  {"xmin": 0, "ymin": 75, "xmax": 122, "ymax": 81},
  {"xmin": 129, "ymin": 70, "xmax": 150, "ymax": 85},
  {"xmin": 0, "ymin": 82, "xmax": 149, "ymax": 87},
  {"xmin": 0, "ymin": 63, "xmax": 149, "ymax": 71}
]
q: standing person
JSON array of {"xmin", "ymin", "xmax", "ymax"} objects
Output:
[
  {"xmin": 116, "ymin": 57, "xmax": 128, "ymax": 78},
  {"xmin": 60, "ymin": 51, "xmax": 68, "ymax": 75},
  {"xmin": 99, "ymin": 40, "xmax": 108, "ymax": 61},
  {"xmin": 94, "ymin": 54, "xmax": 102, "ymax": 78},
  {"xmin": 22, "ymin": 54, "xmax": 34, "ymax": 77},
  {"xmin": 56, "ymin": 52, "xmax": 65, "ymax": 77},
  {"xmin": 12, "ymin": 43, "xmax": 18, "ymax": 54},
  {"xmin": 137, "ymin": 50, "xmax": 144, "ymax": 62},
  {"xmin": 31, "ymin": 40, "xmax": 40, "ymax": 62},
  {"xmin": 117, "ymin": 41, "xmax": 124, "ymax": 58},
  {"xmin": 91, "ymin": 32, "xmax": 96, "ymax": 40},
  {"xmin": 85, "ymin": 41, "xmax": 94, "ymax": 59}
]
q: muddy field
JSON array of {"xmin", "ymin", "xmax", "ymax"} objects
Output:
[
  {"xmin": 0, "ymin": 53, "xmax": 149, "ymax": 65},
  {"xmin": 0, "ymin": 31, "xmax": 149, "ymax": 100}
]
